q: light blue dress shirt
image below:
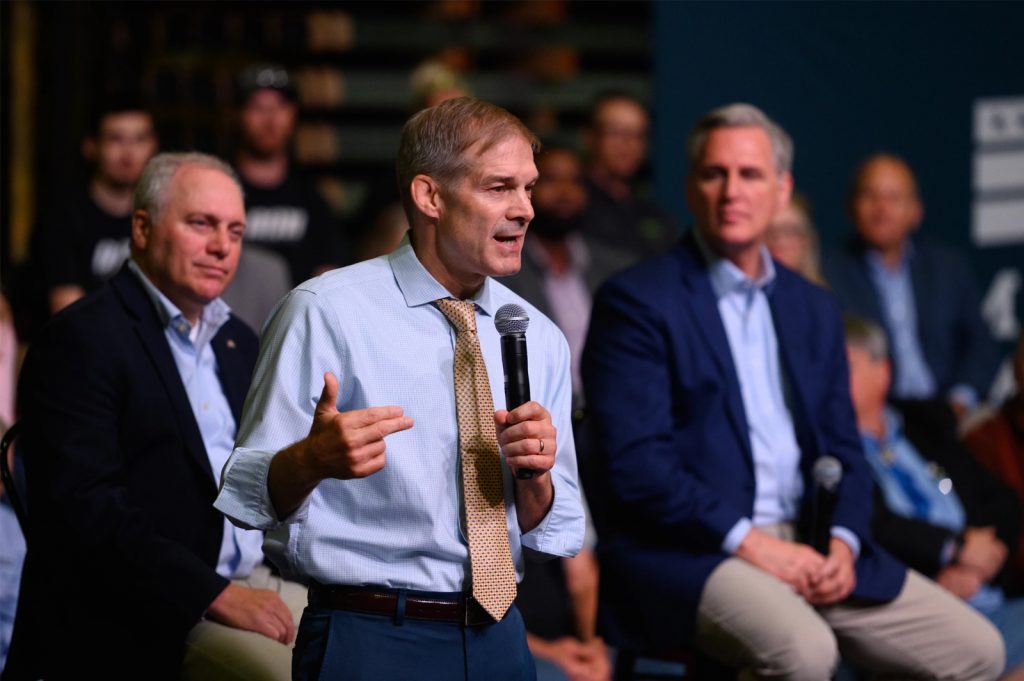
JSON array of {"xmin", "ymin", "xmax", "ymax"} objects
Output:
[
  {"xmin": 866, "ymin": 249, "xmax": 937, "ymax": 400},
  {"xmin": 528, "ymin": 234, "xmax": 592, "ymax": 402},
  {"xmin": 865, "ymin": 250, "xmax": 978, "ymax": 409},
  {"xmin": 215, "ymin": 242, "xmax": 585, "ymax": 592},
  {"xmin": 861, "ymin": 408, "xmax": 965, "ymax": 533},
  {"xmin": 0, "ymin": 497, "xmax": 25, "ymax": 670},
  {"xmin": 128, "ymin": 261, "xmax": 264, "ymax": 579},
  {"xmin": 694, "ymin": 235, "xmax": 859, "ymax": 557},
  {"xmin": 861, "ymin": 407, "xmax": 1003, "ymax": 614}
]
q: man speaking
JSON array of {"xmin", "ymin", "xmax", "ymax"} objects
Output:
[{"xmin": 215, "ymin": 97, "xmax": 584, "ymax": 680}]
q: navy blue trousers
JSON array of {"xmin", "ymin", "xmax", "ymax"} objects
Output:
[{"xmin": 292, "ymin": 602, "xmax": 536, "ymax": 681}]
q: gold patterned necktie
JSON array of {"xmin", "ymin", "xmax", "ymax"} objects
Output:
[{"xmin": 435, "ymin": 298, "xmax": 517, "ymax": 621}]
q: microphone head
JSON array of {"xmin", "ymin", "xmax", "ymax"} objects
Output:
[
  {"xmin": 813, "ymin": 456, "xmax": 843, "ymax": 492},
  {"xmin": 495, "ymin": 303, "xmax": 530, "ymax": 337}
]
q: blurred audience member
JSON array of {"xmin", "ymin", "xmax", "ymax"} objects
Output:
[
  {"xmin": 0, "ymin": 292, "xmax": 22, "ymax": 674},
  {"xmin": 0, "ymin": 293, "xmax": 15, "ymax": 428},
  {"xmin": 5, "ymin": 153, "xmax": 305, "ymax": 681},
  {"xmin": 235, "ymin": 64, "xmax": 346, "ymax": 284},
  {"xmin": 355, "ymin": 58, "xmax": 473, "ymax": 263},
  {"xmin": 583, "ymin": 103, "xmax": 1003, "ymax": 679},
  {"xmin": 517, "ymin": 553, "xmax": 610, "ymax": 681},
  {"xmin": 966, "ymin": 332, "xmax": 1024, "ymax": 596},
  {"xmin": 502, "ymin": 146, "xmax": 633, "ymax": 406},
  {"xmin": 220, "ymin": 245, "xmax": 292, "ymax": 333},
  {"xmin": 409, "ymin": 58, "xmax": 471, "ymax": 110},
  {"xmin": 845, "ymin": 315, "xmax": 1024, "ymax": 678},
  {"xmin": 37, "ymin": 98, "xmax": 158, "ymax": 314},
  {"xmin": 765, "ymin": 192, "xmax": 824, "ymax": 286},
  {"xmin": 824, "ymin": 154, "xmax": 999, "ymax": 417},
  {"xmin": 581, "ymin": 92, "xmax": 677, "ymax": 258}
]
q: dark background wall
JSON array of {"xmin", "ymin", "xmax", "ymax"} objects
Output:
[{"xmin": 652, "ymin": 0, "xmax": 1024, "ymax": 392}]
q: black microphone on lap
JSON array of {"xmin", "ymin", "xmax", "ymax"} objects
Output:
[
  {"xmin": 809, "ymin": 456, "xmax": 843, "ymax": 555},
  {"xmin": 494, "ymin": 303, "xmax": 536, "ymax": 480}
]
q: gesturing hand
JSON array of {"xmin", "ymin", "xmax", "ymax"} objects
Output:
[
  {"xmin": 305, "ymin": 372, "xmax": 414, "ymax": 480},
  {"xmin": 267, "ymin": 373, "xmax": 414, "ymax": 520}
]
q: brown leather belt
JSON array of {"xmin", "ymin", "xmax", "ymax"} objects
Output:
[{"xmin": 308, "ymin": 583, "xmax": 498, "ymax": 627}]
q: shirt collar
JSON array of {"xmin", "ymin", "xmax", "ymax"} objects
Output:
[
  {"xmin": 862, "ymin": 405, "xmax": 905, "ymax": 449},
  {"xmin": 866, "ymin": 240, "xmax": 916, "ymax": 275},
  {"xmin": 127, "ymin": 259, "xmax": 232, "ymax": 342},
  {"xmin": 389, "ymin": 236, "xmax": 499, "ymax": 317},
  {"xmin": 693, "ymin": 228, "xmax": 777, "ymax": 300}
]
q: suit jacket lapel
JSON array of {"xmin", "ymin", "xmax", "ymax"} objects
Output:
[
  {"xmin": 848, "ymin": 241, "xmax": 885, "ymax": 323},
  {"xmin": 675, "ymin": 235, "xmax": 753, "ymax": 464},
  {"xmin": 907, "ymin": 244, "xmax": 935, "ymax": 350},
  {"xmin": 111, "ymin": 267, "xmax": 216, "ymax": 486},
  {"xmin": 212, "ymin": 325, "xmax": 248, "ymax": 424}
]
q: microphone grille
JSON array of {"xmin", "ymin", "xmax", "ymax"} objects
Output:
[
  {"xmin": 813, "ymin": 456, "xmax": 843, "ymax": 492},
  {"xmin": 494, "ymin": 303, "xmax": 530, "ymax": 336}
]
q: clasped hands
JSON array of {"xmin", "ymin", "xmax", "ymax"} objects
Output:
[
  {"xmin": 737, "ymin": 528, "xmax": 857, "ymax": 605},
  {"xmin": 303, "ymin": 372, "xmax": 556, "ymax": 481},
  {"xmin": 936, "ymin": 526, "xmax": 1007, "ymax": 599}
]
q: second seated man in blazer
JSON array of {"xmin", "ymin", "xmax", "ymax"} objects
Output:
[{"xmin": 582, "ymin": 103, "xmax": 1004, "ymax": 680}]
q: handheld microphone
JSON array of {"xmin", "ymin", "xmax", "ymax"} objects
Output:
[
  {"xmin": 494, "ymin": 303, "xmax": 536, "ymax": 480},
  {"xmin": 809, "ymin": 456, "xmax": 843, "ymax": 555}
]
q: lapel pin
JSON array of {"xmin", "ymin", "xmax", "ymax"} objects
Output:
[{"xmin": 226, "ymin": 339, "xmax": 236, "ymax": 349}]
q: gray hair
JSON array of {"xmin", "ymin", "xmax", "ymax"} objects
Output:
[
  {"xmin": 396, "ymin": 96, "xmax": 540, "ymax": 218},
  {"xmin": 844, "ymin": 314, "xmax": 889, "ymax": 361},
  {"xmin": 133, "ymin": 152, "xmax": 243, "ymax": 223},
  {"xmin": 686, "ymin": 103, "xmax": 794, "ymax": 174}
]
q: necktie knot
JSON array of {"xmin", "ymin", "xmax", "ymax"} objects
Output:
[{"xmin": 436, "ymin": 298, "xmax": 478, "ymax": 335}]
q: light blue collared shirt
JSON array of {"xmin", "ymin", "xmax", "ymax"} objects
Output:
[
  {"xmin": 861, "ymin": 407, "xmax": 1003, "ymax": 614},
  {"xmin": 866, "ymin": 250, "xmax": 978, "ymax": 410},
  {"xmin": 695, "ymin": 236, "xmax": 860, "ymax": 557},
  {"xmin": 866, "ymin": 249, "xmax": 936, "ymax": 400},
  {"xmin": 215, "ymin": 241, "xmax": 585, "ymax": 591},
  {"xmin": 128, "ymin": 261, "xmax": 265, "ymax": 579},
  {"xmin": 861, "ymin": 408, "xmax": 965, "ymax": 532},
  {"xmin": 525, "ymin": 234, "xmax": 593, "ymax": 402}
]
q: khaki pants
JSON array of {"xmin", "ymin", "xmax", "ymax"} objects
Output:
[
  {"xmin": 696, "ymin": 526, "xmax": 1004, "ymax": 681},
  {"xmin": 182, "ymin": 565, "xmax": 308, "ymax": 681}
]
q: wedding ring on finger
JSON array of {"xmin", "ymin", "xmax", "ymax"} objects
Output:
[{"xmin": 538, "ymin": 438, "xmax": 545, "ymax": 453}]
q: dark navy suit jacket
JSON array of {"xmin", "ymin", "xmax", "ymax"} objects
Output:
[
  {"xmin": 4, "ymin": 266, "xmax": 258, "ymax": 681},
  {"xmin": 823, "ymin": 238, "xmax": 999, "ymax": 400},
  {"xmin": 581, "ymin": 231, "xmax": 906, "ymax": 649}
]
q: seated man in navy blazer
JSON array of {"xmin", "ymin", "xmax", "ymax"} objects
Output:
[
  {"xmin": 5, "ymin": 152, "xmax": 304, "ymax": 681},
  {"xmin": 582, "ymin": 103, "xmax": 1004, "ymax": 680},
  {"xmin": 823, "ymin": 154, "xmax": 999, "ymax": 417}
]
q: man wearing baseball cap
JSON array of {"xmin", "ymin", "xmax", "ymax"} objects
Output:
[{"xmin": 233, "ymin": 64, "xmax": 347, "ymax": 288}]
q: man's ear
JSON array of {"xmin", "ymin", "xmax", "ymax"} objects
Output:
[
  {"xmin": 131, "ymin": 209, "xmax": 152, "ymax": 251},
  {"xmin": 409, "ymin": 174, "xmax": 443, "ymax": 220}
]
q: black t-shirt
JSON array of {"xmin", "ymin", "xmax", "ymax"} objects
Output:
[
  {"xmin": 240, "ymin": 172, "xmax": 347, "ymax": 286},
  {"xmin": 39, "ymin": 188, "xmax": 131, "ymax": 292},
  {"xmin": 582, "ymin": 177, "xmax": 679, "ymax": 260},
  {"xmin": 515, "ymin": 558, "xmax": 574, "ymax": 640}
]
